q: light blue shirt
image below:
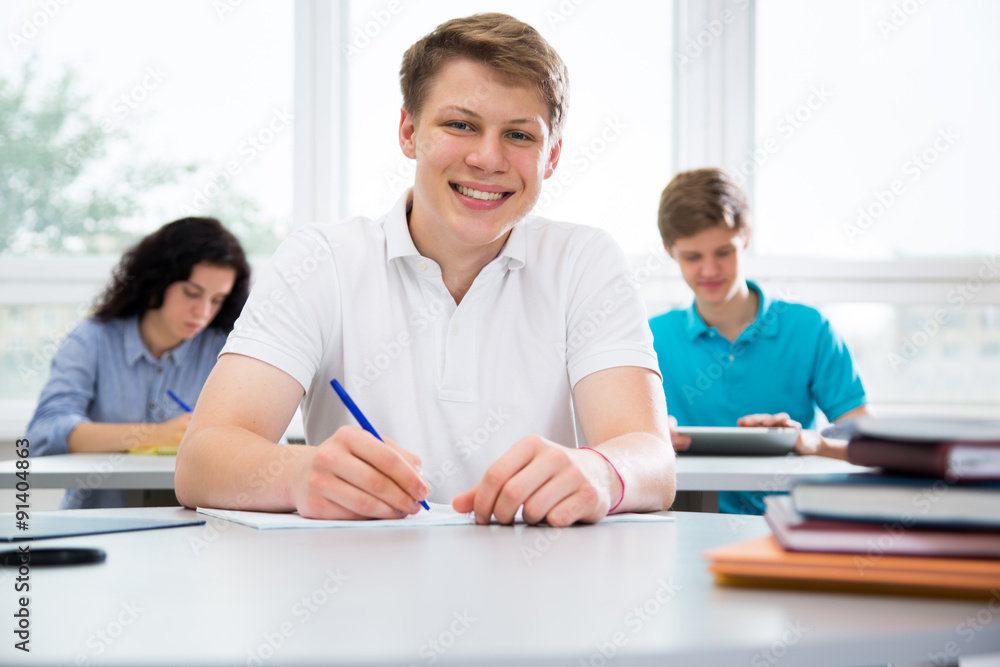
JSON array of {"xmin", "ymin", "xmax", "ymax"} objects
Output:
[
  {"xmin": 649, "ymin": 281, "xmax": 867, "ymax": 514},
  {"xmin": 26, "ymin": 317, "xmax": 228, "ymax": 509}
]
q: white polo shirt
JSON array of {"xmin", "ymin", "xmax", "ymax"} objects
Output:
[{"xmin": 224, "ymin": 191, "xmax": 660, "ymax": 501}]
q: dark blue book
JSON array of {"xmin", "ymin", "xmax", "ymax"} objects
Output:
[{"xmin": 789, "ymin": 473, "xmax": 1000, "ymax": 529}]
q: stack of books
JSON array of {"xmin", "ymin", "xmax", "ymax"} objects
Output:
[{"xmin": 705, "ymin": 418, "xmax": 1000, "ymax": 597}]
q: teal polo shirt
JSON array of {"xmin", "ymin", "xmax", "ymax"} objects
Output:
[{"xmin": 649, "ymin": 280, "xmax": 867, "ymax": 515}]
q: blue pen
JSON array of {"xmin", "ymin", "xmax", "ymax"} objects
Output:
[
  {"xmin": 330, "ymin": 379, "xmax": 430, "ymax": 511},
  {"xmin": 166, "ymin": 390, "xmax": 193, "ymax": 413}
]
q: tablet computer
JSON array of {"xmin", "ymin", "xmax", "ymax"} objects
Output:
[{"xmin": 676, "ymin": 426, "xmax": 798, "ymax": 456}]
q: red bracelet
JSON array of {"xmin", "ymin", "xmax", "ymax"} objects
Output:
[{"xmin": 580, "ymin": 447, "xmax": 625, "ymax": 512}]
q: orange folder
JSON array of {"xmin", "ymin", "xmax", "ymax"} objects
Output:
[{"xmin": 705, "ymin": 535, "xmax": 1000, "ymax": 598}]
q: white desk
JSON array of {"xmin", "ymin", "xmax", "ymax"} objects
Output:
[
  {"xmin": 0, "ymin": 453, "xmax": 175, "ymax": 490},
  {"xmin": 0, "ymin": 453, "xmax": 871, "ymax": 492},
  {"xmin": 0, "ymin": 508, "xmax": 995, "ymax": 666}
]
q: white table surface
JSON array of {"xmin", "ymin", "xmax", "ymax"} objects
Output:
[
  {"xmin": 0, "ymin": 452, "xmax": 872, "ymax": 491},
  {"xmin": 0, "ymin": 507, "xmax": 995, "ymax": 667}
]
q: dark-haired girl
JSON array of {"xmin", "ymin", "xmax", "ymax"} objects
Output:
[{"xmin": 26, "ymin": 217, "xmax": 250, "ymax": 508}]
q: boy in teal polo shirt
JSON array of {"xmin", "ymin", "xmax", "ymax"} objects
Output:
[{"xmin": 649, "ymin": 168, "xmax": 873, "ymax": 515}]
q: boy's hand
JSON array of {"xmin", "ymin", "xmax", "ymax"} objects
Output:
[
  {"xmin": 291, "ymin": 426, "xmax": 428, "ymax": 520},
  {"xmin": 667, "ymin": 415, "xmax": 691, "ymax": 451},
  {"xmin": 737, "ymin": 412, "xmax": 815, "ymax": 454},
  {"xmin": 452, "ymin": 435, "xmax": 620, "ymax": 527}
]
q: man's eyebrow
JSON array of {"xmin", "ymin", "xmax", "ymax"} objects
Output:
[
  {"xmin": 442, "ymin": 105, "xmax": 541, "ymax": 126},
  {"xmin": 443, "ymin": 105, "xmax": 481, "ymax": 119}
]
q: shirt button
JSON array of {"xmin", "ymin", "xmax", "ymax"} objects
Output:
[
  {"xmin": 451, "ymin": 325, "xmax": 460, "ymax": 336},
  {"xmin": 416, "ymin": 259, "xmax": 427, "ymax": 271},
  {"xmin": 149, "ymin": 402, "xmax": 156, "ymax": 409},
  {"xmin": 729, "ymin": 354, "xmax": 735, "ymax": 362},
  {"xmin": 157, "ymin": 367, "xmax": 164, "ymax": 374},
  {"xmin": 708, "ymin": 331, "xmax": 715, "ymax": 337}
]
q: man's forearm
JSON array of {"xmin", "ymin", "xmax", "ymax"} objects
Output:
[{"xmin": 175, "ymin": 426, "xmax": 312, "ymax": 511}]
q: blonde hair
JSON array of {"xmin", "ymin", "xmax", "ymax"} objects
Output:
[{"xmin": 400, "ymin": 13, "xmax": 570, "ymax": 138}]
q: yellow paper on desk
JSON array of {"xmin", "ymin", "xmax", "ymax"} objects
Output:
[
  {"xmin": 705, "ymin": 535, "xmax": 1000, "ymax": 598},
  {"xmin": 128, "ymin": 446, "xmax": 179, "ymax": 456}
]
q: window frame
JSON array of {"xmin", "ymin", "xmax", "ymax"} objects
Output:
[{"xmin": 3, "ymin": 0, "xmax": 999, "ymax": 443}]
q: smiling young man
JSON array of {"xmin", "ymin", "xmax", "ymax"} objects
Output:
[
  {"xmin": 176, "ymin": 13, "xmax": 676, "ymax": 525},
  {"xmin": 649, "ymin": 168, "xmax": 872, "ymax": 515}
]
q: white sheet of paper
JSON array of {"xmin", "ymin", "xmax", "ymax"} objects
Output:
[{"xmin": 196, "ymin": 503, "xmax": 673, "ymax": 530}]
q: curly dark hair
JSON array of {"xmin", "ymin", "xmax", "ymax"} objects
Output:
[{"xmin": 93, "ymin": 217, "xmax": 251, "ymax": 332}]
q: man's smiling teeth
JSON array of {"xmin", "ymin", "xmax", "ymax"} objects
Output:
[{"xmin": 455, "ymin": 185, "xmax": 506, "ymax": 201}]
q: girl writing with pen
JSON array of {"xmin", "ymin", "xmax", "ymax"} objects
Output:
[{"xmin": 26, "ymin": 217, "xmax": 250, "ymax": 508}]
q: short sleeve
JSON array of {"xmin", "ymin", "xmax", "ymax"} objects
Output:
[
  {"xmin": 810, "ymin": 317, "xmax": 868, "ymax": 420},
  {"xmin": 222, "ymin": 226, "xmax": 341, "ymax": 392},
  {"xmin": 563, "ymin": 229, "xmax": 661, "ymax": 388}
]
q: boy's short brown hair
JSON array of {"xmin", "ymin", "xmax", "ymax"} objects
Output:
[
  {"xmin": 657, "ymin": 168, "xmax": 750, "ymax": 248},
  {"xmin": 400, "ymin": 13, "xmax": 570, "ymax": 139}
]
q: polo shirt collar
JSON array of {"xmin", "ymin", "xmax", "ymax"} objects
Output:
[
  {"xmin": 499, "ymin": 218, "xmax": 527, "ymax": 270},
  {"xmin": 739, "ymin": 280, "xmax": 780, "ymax": 341},
  {"xmin": 682, "ymin": 302, "xmax": 710, "ymax": 341},
  {"xmin": 383, "ymin": 189, "xmax": 527, "ymax": 270},
  {"xmin": 385, "ymin": 190, "xmax": 422, "ymax": 262},
  {"xmin": 123, "ymin": 316, "xmax": 195, "ymax": 367},
  {"xmin": 682, "ymin": 280, "xmax": 779, "ymax": 341}
]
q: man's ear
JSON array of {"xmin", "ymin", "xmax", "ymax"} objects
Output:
[
  {"xmin": 663, "ymin": 241, "xmax": 675, "ymax": 260},
  {"xmin": 543, "ymin": 137, "xmax": 562, "ymax": 179},
  {"xmin": 741, "ymin": 228, "xmax": 752, "ymax": 249},
  {"xmin": 399, "ymin": 107, "xmax": 417, "ymax": 159}
]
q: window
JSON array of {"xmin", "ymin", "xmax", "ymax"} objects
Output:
[
  {"xmin": 752, "ymin": 0, "xmax": 1000, "ymax": 259},
  {"xmin": 1, "ymin": 0, "xmax": 294, "ymax": 257},
  {"xmin": 0, "ymin": 1, "xmax": 293, "ymax": 405},
  {"xmin": 742, "ymin": 0, "xmax": 1000, "ymax": 414}
]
